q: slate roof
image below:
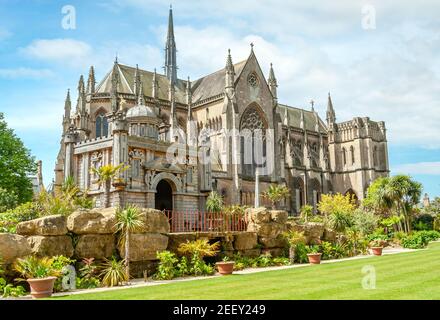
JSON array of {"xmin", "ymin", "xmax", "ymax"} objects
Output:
[
  {"xmin": 278, "ymin": 104, "xmax": 327, "ymax": 133},
  {"xmin": 191, "ymin": 60, "xmax": 247, "ymax": 103},
  {"xmin": 95, "ymin": 63, "xmax": 188, "ymax": 104}
]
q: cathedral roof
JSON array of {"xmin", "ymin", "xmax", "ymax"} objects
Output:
[
  {"xmin": 191, "ymin": 60, "xmax": 247, "ymax": 103},
  {"xmin": 95, "ymin": 63, "xmax": 187, "ymax": 104},
  {"xmin": 278, "ymin": 104, "xmax": 327, "ymax": 133}
]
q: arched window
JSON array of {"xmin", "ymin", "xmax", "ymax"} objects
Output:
[
  {"xmin": 240, "ymin": 105, "xmax": 268, "ymax": 177},
  {"xmin": 350, "ymin": 146, "xmax": 355, "ymax": 164},
  {"xmin": 342, "ymin": 147, "xmax": 347, "ymax": 166},
  {"xmin": 95, "ymin": 113, "xmax": 108, "ymax": 138}
]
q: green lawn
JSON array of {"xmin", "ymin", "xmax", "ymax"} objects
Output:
[{"xmin": 56, "ymin": 242, "xmax": 440, "ymax": 300}]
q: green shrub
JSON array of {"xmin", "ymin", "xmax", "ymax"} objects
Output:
[
  {"xmin": 352, "ymin": 209, "xmax": 378, "ymax": 236},
  {"xmin": 76, "ymin": 276, "xmax": 100, "ymax": 289},
  {"xmin": 412, "ymin": 214, "xmax": 434, "ymax": 231},
  {"xmin": 417, "ymin": 230, "xmax": 440, "ymax": 242},
  {"xmin": 294, "ymin": 243, "xmax": 309, "ymax": 263},
  {"xmin": 0, "ymin": 202, "xmax": 40, "ymax": 233},
  {"xmin": 401, "ymin": 234, "xmax": 429, "ymax": 249},
  {"xmin": 155, "ymin": 251, "xmax": 179, "ymax": 280},
  {"xmin": 99, "ymin": 257, "xmax": 128, "ymax": 287}
]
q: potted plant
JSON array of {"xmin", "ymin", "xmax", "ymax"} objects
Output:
[
  {"xmin": 112, "ymin": 177, "xmax": 126, "ymax": 191},
  {"xmin": 306, "ymin": 245, "xmax": 322, "ymax": 264},
  {"xmin": 216, "ymin": 256, "xmax": 235, "ymax": 275},
  {"xmin": 369, "ymin": 239, "xmax": 386, "ymax": 256},
  {"xmin": 13, "ymin": 256, "xmax": 61, "ymax": 299}
]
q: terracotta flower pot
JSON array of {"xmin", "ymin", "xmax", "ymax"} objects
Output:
[
  {"xmin": 216, "ymin": 261, "xmax": 235, "ymax": 275},
  {"xmin": 307, "ymin": 253, "xmax": 322, "ymax": 264},
  {"xmin": 371, "ymin": 247, "xmax": 383, "ymax": 256},
  {"xmin": 27, "ymin": 277, "xmax": 57, "ymax": 299}
]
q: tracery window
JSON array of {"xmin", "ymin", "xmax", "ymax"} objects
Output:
[
  {"xmin": 240, "ymin": 105, "xmax": 267, "ymax": 176},
  {"xmin": 342, "ymin": 147, "xmax": 347, "ymax": 166},
  {"xmin": 96, "ymin": 113, "xmax": 108, "ymax": 138},
  {"xmin": 248, "ymin": 73, "xmax": 259, "ymax": 88}
]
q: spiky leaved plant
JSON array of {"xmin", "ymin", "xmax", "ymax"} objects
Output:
[
  {"xmin": 115, "ymin": 205, "xmax": 144, "ymax": 282},
  {"xmin": 90, "ymin": 164, "xmax": 129, "ymax": 208}
]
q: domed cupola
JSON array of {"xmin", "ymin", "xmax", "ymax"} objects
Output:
[{"xmin": 126, "ymin": 83, "xmax": 160, "ymax": 139}]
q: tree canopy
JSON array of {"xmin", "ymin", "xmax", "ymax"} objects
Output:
[{"xmin": 0, "ymin": 113, "xmax": 36, "ymax": 204}]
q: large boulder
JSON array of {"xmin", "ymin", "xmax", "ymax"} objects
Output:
[
  {"xmin": 167, "ymin": 233, "xmax": 197, "ymax": 255},
  {"xmin": 258, "ymin": 236, "xmax": 287, "ymax": 249},
  {"xmin": 270, "ymin": 210, "xmax": 288, "ymax": 224},
  {"xmin": 0, "ymin": 233, "xmax": 32, "ymax": 263},
  {"xmin": 74, "ymin": 234, "xmax": 115, "ymax": 259},
  {"xmin": 262, "ymin": 248, "xmax": 285, "ymax": 257},
  {"xmin": 137, "ymin": 208, "xmax": 170, "ymax": 234},
  {"xmin": 16, "ymin": 215, "xmax": 67, "ymax": 236},
  {"xmin": 236, "ymin": 248, "xmax": 261, "ymax": 258},
  {"xmin": 304, "ymin": 222, "xmax": 325, "ymax": 244},
  {"xmin": 245, "ymin": 207, "xmax": 271, "ymax": 224},
  {"xmin": 27, "ymin": 235, "xmax": 74, "ymax": 257},
  {"xmin": 234, "ymin": 232, "xmax": 258, "ymax": 251},
  {"xmin": 67, "ymin": 208, "xmax": 116, "ymax": 234},
  {"xmin": 248, "ymin": 222, "xmax": 286, "ymax": 239},
  {"xmin": 323, "ymin": 228, "xmax": 337, "ymax": 243},
  {"xmin": 119, "ymin": 233, "xmax": 168, "ymax": 261}
]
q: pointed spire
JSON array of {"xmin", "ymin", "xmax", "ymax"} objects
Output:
[
  {"xmin": 268, "ymin": 63, "xmax": 278, "ymax": 101},
  {"xmin": 111, "ymin": 61, "xmax": 119, "ymax": 112},
  {"xmin": 225, "ymin": 49, "xmax": 235, "ymax": 90},
  {"xmin": 137, "ymin": 81, "xmax": 145, "ymax": 106},
  {"xmin": 310, "ymin": 99, "xmax": 315, "ymax": 112},
  {"xmin": 76, "ymin": 75, "xmax": 86, "ymax": 114},
  {"xmin": 86, "ymin": 66, "xmax": 95, "ymax": 95},
  {"xmin": 64, "ymin": 89, "xmax": 71, "ymax": 121},
  {"xmin": 186, "ymin": 76, "xmax": 192, "ymax": 106},
  {"xmin": 326, "ymin": 92, "xmax": 336, "ymax": 125},
  {"xmin": 133, "ymin": 64, "xmax": 141, "ymax": 97},
  {"xmin": 152, "ymin": 68, "xmax": 158, "ymax": 99},
  {"xmin": 164, "ymin": 6, "xmax": 177, "ymax": 84}
]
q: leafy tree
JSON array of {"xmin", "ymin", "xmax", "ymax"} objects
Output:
[
  {"xmin": 318, "ymin": 193, "xmax": 357, "ymax": 216},
  {"xmin": 90, "ymin": 164, "xmax": 129, "ymax": 208},
  {"xmin": 262, "ymin": 184, "xmax": 290, "ymax": 209},
  {"xmin": 115, "ymin": 205, "xmax": 144, "ymax": 282},
  {"xmin": 0, "ymin": 187, "xmax": 18, "ymax": 212},
  {"xmin": 0, "ymin": 113, "xmax": 37, "ymax": 203}
]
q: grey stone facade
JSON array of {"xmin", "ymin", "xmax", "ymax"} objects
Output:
[{"xmin": 54, "ymin": 8, "xmax": 389, "ymax": 215}]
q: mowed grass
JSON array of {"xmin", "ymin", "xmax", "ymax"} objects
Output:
[{"xmin": 56, "ymin": 243, "xmax": 440, "ymax": 300}]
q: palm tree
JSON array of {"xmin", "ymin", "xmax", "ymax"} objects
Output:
[
  {"xmin": 115, "ymin": 205, "xmax": 144, "ymax": 282},
  {"xmin": 263, "ymin": 184, "xmax": 290, "ymax": 209},
  {"xmin": 90, "ymin": 163, "xmax": 129, "ymax": 208},
  {"xmin": 206, "ymin": 191, "xmax": 224, "ymax": 213},
  {"xmin": 282, "ymin": 230, "xmax": 306, "ymax": 264}
]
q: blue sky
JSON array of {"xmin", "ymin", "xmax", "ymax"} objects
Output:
[{"xmin": 0, "ymin": 0, "xmax": 439, "ymax": 198}]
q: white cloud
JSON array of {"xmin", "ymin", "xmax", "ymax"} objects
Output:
[
  {"xmin": 20, "ymin": 39, "xmax": 92, "ymax": 65},
  {"xmin": 392, "ymin": 162, "xmax": 440, "ymax": 175},
  {"xmin": 0, "ymin": 67, "xmax": 54, "ymax": 79}
]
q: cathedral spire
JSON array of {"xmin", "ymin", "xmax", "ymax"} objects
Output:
[
  {"xmin": 152, "ymin": 68, "xmax": 158, "ymax": 99},
  {"xmin": 86, "ymin": 66, "xmax": 95, "ymax": 95},
  {"xmin": 225, "ymin": 49, "xmax": 235, "ymax": 90},
  {"xmin": 164, "ymin": 6, "xmax": 177, "ymax": 84},
  {"xmin": 133, "ymin": 64, "xmax": 141, "ymax": 97},
  {"xmin": 111, "ymin": 61, "xmax": 119, "ymax": 112},
  {"xmin": 63, "ymin": 89, "xmax": 71, "ymax": 132},
  {"xmin": 268, "ymin": 63, "xmax": 278, "ymax": 101},
  {"xmin": 326, "ymin": 92, "xmax": 336, "ymax": 125},
  {"xmin": 77, "ymin": 75, "xmax": 86, "ymax": 114},
  {"xmin": 186, "ymin": 76, "xmax": 192, "ymax": 108},
  {"xmin": 137, "ymin": 80, "xmax": 145, "ymax": 106}
]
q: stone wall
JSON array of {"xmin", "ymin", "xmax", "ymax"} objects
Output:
[{"xmin": 1, "ymin": 207, "xmax": 335, "ymax": 277}]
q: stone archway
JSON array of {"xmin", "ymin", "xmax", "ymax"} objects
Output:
[{"xmin": 155, "ymin": 180, "xmax": 173, "ymax": 211}]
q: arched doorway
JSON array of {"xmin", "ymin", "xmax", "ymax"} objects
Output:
[{"xmin": 155, "ymin": 180, "xmax": 173, "ymax": 211}]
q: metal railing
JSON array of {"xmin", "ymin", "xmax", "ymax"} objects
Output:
[{"xmin": 163, "ymin": 210, "xmax": 248, "ymax": 233}]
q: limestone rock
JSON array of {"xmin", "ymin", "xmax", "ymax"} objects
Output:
[
  {"xmin": 270, "ymin": 210, "xmax": 288, "ymax": 224},
  {"xmin": 137, "ymin": 208, "xmax": 170, "ymax": 234},
  {"xmin": 245, "ymin": 207, "xmax": 271, "ymax": 224},
  {"xmin": 323, "ymin": 228, "xmax": 337, "ymax": 243},
  {"xmin": 27, "ymin": 235, "xmax": 74, "ymax": 257},
  {"xmin": 258, "ymin": 236, "xmax": 287, "ymax": 249},
  {"xmin": 262, "ymin": 248, "xmax": 285, "ymax": 257},
  {"xmin": 16, "ymin": 215, "xmax": 67, "ymax": 236},
  {"xmin": 0, "ymin": 233, "xmax": 32, "ymax": 263},
  {"xmin": 234, "ymin": 232, "xmax": 258, "ymax": 251},
  {"xmin": 249, "ymin": 222, "xmax": 286, "ymax": 239},
  {"xmin": 75, "ymin": 234, "xmax": 115, "ymax": 259},
  {"xmin": 67, "ymin": 208, "xmax": 116, "ymax": 234},
  {"xmin": 304, "ymin": 222, "xmax": 325, "ymax": 244},
  {"xmin": 119, "ymin": 233, "xmax": 168, "ymax": 261}
]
